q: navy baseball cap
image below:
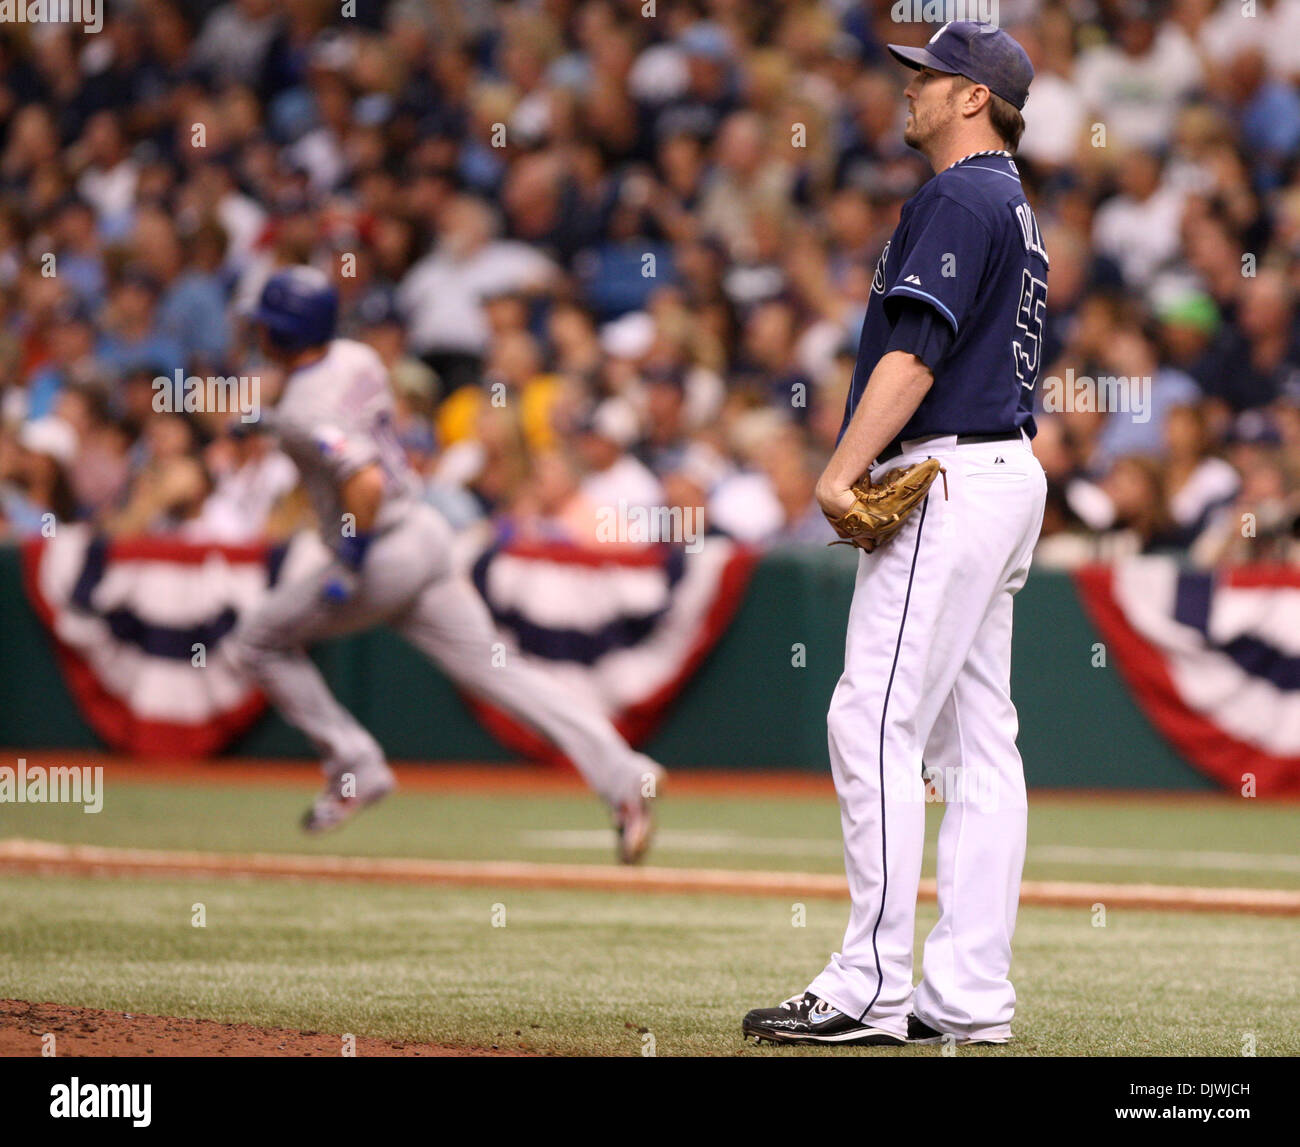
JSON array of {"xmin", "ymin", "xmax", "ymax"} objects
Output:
[{"xmin": 888, "ymin": 21, "xmax": 1034, "ymax": 110}]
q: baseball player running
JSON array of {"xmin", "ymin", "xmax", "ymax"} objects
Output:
[
  {"xmin": 744, "ymin": 22, "xmax": 1048, "ymax": 1046},
  {"xmin": 234, "ymin": 267, "xmax": 663, "ymax": 862}
]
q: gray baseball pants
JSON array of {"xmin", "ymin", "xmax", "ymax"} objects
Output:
[{"xmin": 233, "ymin": 505, "xmax": 655, "ymax": 807}]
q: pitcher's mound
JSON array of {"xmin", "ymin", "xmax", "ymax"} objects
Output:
[{"xmin": 0, "ymin": 999, "xmax": 534, "ymax": 1057}]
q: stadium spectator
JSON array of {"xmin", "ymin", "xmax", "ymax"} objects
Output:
[
  {"xmin": 21, "ymin": 298, "xmax": 101, "ymax": 423},
  {"xmin": 0, "ymin": 417, "xmax": 78, "ymax": 538},
  {"xmin": 183, "ymin": 423, "xmax": 298, "ymax": 543},
  {"xmin": 399, "ymin": 195, "xmax": 557, "ymax": 391},
  {"xmin": 193, "ymin": 0, "xmax": 283, "ymax": 89},
  {"xmin": 578, "ymin": 396, "xmax": 665, "ymax": 516},
  {"xmin": 104, "ymin": 412, "xmax": 209, "ymax": 537},
  {"xmin": 1091, "ymin": 149, "xmax": 1186, "ymax": 291},
  {"xmin": 1075, "ymin": 5, "xmax": 1202, "ymax": 151},
  {"xmin": 1191, "ymin": 442, "xmax": 1300, "ymax": 564},
  {"xmin": 1164, "ymin": 402, "xmax": 1241, "ymax": 543},
  {"xmin": 1015, "ymin": 13, "xmax": 1087, "ymax": 172},
  {"xmin": 1091, "ymin": 322, "xmax": 1202, "ymax": 468},
  {"xmin": 1102, "ymin": 454, "xmax": 1181, "ymax": 555},
  {"xmin": 96, "ymin": 269, "xmax": 184, "ymax": 378},
  {"xmin": 60, "ymin": 391, "xmax": 133, "ymax": 522}
]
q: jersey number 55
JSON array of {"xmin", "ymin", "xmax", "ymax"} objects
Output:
[{"xmin": 1012, "ymin": 269, "xmax": 1048, "ymax": 391}]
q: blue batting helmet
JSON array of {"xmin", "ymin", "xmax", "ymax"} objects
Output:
[{"xmin": 250, "ymin": 266, "xmax": 338, "ymax": 350}]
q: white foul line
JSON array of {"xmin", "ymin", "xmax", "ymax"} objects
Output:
[{"xmin": 520, "ymin": 831, "xmax": 1300, "ymax": 873}]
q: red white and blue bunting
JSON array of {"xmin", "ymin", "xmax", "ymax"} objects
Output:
[
  {"xmin": 466, "ymin": 537, "xmax": 757, "ymax": 758},
  {"xmin": 1076, "ymin": 559, "xmax": 1300, "ymax": 795},
  {"xmin": 21, "ymin": 526, "xmax": 275, "ymax": 756},
  {"xmin": 21, "ymin": 527, "xmax": 756, "ymax": 761}
]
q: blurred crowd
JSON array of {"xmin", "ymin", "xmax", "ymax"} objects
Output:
[{"xmin": 0, "ymin": 0, "xmax": 1298, "ymax": 564}]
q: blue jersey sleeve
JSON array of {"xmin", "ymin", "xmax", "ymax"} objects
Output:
[
  {"xmin": 883, "ymin": 193, "xmax": 992, "ymax": 336},
  {"xmin": 885, "ymin": 298, "xmax": 954, "ymax": 370}
]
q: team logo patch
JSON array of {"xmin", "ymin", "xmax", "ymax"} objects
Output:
[
  {"xmin": 809, "ymin": 998, "xmax": 838, "ymax": 1022},
  {"xmin": 314, "ymin": 425, "xmax": 348, "ymax": 457},
  {"xmin": 872, "ymin": 241, "xmax": 891, "ymax": 295}
]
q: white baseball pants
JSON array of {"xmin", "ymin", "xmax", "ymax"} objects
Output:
[{"xmin": 807, "ymin": 432, "xmax": 1046, "ymax": 1042}]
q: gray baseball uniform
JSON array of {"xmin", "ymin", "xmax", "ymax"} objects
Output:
[{"xmin": 234, "ymin": 338, "xmax": 657, "ymax": 807}]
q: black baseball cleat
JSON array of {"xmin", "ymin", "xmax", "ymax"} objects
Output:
[
  {"xmin": 906, "ymin": 1013, "xmax": 1011, "ymax": 1046},
  {"xmin": 743, "ymin": 993, "xmax": 905, "ymax": 1047},
  {"xmin": 906, "ymin": 1014, "xmax": 945, "ymax": 1043}
]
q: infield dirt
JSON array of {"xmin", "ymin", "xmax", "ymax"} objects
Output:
[{"xmin": 0, "ymin": 999, "xmax": 534, "ymax": 1057}]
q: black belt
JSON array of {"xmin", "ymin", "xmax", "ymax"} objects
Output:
[{"xmin": 876, "ymin": 430, "xmax": 1020, "ymax": 465}]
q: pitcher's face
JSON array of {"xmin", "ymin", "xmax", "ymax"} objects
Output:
[{"xmin": 902, "ymin": 67, "xmax": 962, "ymax": 150}]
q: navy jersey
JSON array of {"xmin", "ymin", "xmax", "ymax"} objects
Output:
[{"xmin": 841, "ymin": 153, "xmax": 1049, "ymax": 442}]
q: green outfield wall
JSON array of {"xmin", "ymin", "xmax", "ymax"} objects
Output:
[{"xmin": 0, "ymin": 544, "xmax": 1212, "ymax": 789}]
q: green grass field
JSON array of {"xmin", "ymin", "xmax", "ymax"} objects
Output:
[
  {"xmin": 2, "ymin": 774, "xmax": 1298, "ymax": 1056},
  {"xmin": 3, "ymin": 775, "xmax": 1298, "ymax": 887}
]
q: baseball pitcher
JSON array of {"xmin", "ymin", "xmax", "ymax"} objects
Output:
[
  {"xmin": 744, "ymin": 21, "xmax": 1048, "ymax": 1045},
  {"xmin": 234, "ymin": 266, "xmax": 662, "ymax": 862}
]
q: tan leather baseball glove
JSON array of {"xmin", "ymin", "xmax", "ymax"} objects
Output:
[{"xmin": 824, "ymin": 457, "xmax": 948, "ymax": 553}]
